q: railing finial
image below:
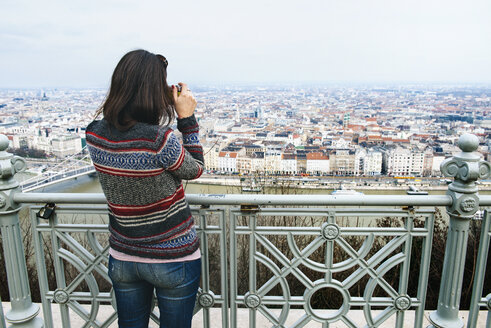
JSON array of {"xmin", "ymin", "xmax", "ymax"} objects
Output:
[
  {"xmin": 457, "ymin": 133, "xmax": 479, "ymax": 152},
  {"xmin": 0, "ymin": 134, "xmax": 44, "ymax": 328},
  {"xmin": 430, "ymin": 133, "xmax": 490, "ymax": 328},
  {"xmin": 0, "ymin": 134, "xmax": 9, "ymax": 151},
  {"xmin": 0, "ymin": 134, "xmax": 27, "ymax": 191},
  {"xmin": 440, "ymin": 133, "xmax": 490, "ymax": 202}
]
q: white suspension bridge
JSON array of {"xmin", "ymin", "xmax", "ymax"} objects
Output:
[{"xmin": 19, "ymin": 147, "xmax": 95, "ymax": 192}]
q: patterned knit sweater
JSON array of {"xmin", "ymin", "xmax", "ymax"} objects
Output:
[{"xmin": 86, "ymin": 115, "xmax": 204, "ymax": 259}]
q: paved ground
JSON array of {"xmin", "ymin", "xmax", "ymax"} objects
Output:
[{"xmin": 1, "ymin": 303, "xmax": 488, "ymax": 327}]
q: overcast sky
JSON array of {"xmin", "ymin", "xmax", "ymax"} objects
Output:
[{"xmin": 1, "ymin": 0, "xmax": 491, "ymax": 88}]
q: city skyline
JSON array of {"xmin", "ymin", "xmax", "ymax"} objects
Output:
[
  {"xmin": 1, "ymin": 0, "xmax": 491, "ymax": 88},
  {"xmin": 2, "ymin": 85, "xmax": 489, "ymax": 168}
]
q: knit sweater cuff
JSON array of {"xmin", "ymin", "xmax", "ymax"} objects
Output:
[{"xmin": 177, "ymin": 114, "xmax": 198, "ymax": 133}]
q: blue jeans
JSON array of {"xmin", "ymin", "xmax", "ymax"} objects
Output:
[{"xmin": 108, "ymin": 256, "xmax": 201, "ymax": 328}]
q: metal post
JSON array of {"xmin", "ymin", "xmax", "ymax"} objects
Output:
[
  {"xmin": 1, "ymin": 295, "xmax": 6, "ymax": 328},
  {"xmin": 429, "ymin": 134, "xmax": 491, "ymax": 328},
  {"xmin": 0, "ymin": 134, "xmax": 44, "ymax": 328}
]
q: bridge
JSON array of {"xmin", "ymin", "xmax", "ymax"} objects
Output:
[
  {"xmin": 1, "ymin": 133, "xmax": 491, "ymax": 328},
  {"xmin": 19, "ymin": 148, "xmax": 95, "ymax": 192}
]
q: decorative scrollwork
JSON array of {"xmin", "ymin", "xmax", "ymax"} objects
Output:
[
  {"xmin": 0, "ymin": 195, "xmax": 5, "ymax": 208},
  {"xmin": 459, "ymin": 165, "xmax": 469, "ymax": 180},
  {"xmin": 11, "ymin": 156, "xmax": 27, "ymax": 174},
  {"xmin": 440, "ymin": 159, "xmax": 477, "ymax": 183},
  {"xmin": 440, "ymin": 160, "xmax": 459, "ymax": 178},
  {"xmin": 479, "ymin": 161, "xmax": 491, "ymax": 179},
  {"xmin": 439, "ymin": 133, "xmax": 489, "ymax": 186},
  {"xmin": 0, "ymin": 161, "xmax": 9, "ymax": 181}
]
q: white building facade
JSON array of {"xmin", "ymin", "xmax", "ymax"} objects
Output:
[
  {"xmin": 387, "ymin": 147, "xmax": 425, "ymax": 176},
  {"xmin": 218, "ymin": 152, "xmax": 238, "ymax": 173}
]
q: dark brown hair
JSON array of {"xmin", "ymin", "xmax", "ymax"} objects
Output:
[{"xmin": 95, "ymin": 49, "xmax": 175, "ymax": 131}]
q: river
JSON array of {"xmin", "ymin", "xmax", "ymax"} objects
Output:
[
  {"xmin": 27, "ymin": 174, "xmax": 491, "ymax": 196},
  {"xmin": 17, "ymin": 174, "xmax": 490, "ymax": 229}
]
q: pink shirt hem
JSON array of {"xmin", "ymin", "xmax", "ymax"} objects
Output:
[{"xmin": 109, "ymin": 247, "xmax": 201, "ymax": 264}]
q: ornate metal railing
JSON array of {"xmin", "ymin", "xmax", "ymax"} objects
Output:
[
  {"xmin": 468, "ymin": 209, "xmax": 491, "ymax": 327},
  {"xmin": 1, "ymin": 133, "xmax": 491, "ymax": 328}
]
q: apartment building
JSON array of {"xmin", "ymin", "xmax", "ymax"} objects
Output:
[
  {"xmin": 51, "ymin": 135, "xmax": 83, "ymax": 157},
  {"xmin": 264, "ymin": 150, "xmax": 282, "ymax": 174},
  {"xmin": 306, "ymin": 152, "xmax": 330, "ymax": 175},
  {"xmin": 218, "ymin": 151, "xmax": 238, "ymax": 173},
  {"xmin": 356, "ymin": 149, "xmax": 383, "ymax": 175},
  {"xmin": 203, "ymin": 144, "xmax": 220, "ymax": 171},
  {"xmin": 330, "ymin": 149, "xmax": 356, "ymax": 175},
  {"xmin": 386, "ymin": 146, "xmax": 425, "ymax": 176},
  {"xmin": 280, "ymin": 154, "xmax": 297, "ymax": 174}
]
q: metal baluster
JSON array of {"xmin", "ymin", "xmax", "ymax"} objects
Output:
[
  {"xmin": 467, "ymin": 208, "xmax": 491, "ymax": 327},
  {"xmin": 1, "ymin": 294, "xmax": 6, "ymax": 328},
  {"xmin": 0, "ymin": 134, "xmax": 44, "ymax": 328},
  {"xmin": 429, "ymin": 134, "xmax": 491, "ymax": 328}
]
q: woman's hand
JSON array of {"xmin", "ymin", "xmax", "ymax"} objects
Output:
[{"xmin": 173, "ymin": 83, "xmax": 197, "ymax": 119}]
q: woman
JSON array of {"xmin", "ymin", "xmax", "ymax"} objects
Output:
[{"xmin": 86, "ymin": 49, "xmax": 204, "ymax": 328}]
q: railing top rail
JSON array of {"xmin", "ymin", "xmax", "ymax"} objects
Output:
[{"xmin": 12, "ymin": 192, "xmax": 491, "ymax": 206}]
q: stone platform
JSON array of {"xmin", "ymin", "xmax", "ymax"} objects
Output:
[{"xmin": 1, "ymin": 302, "xmax": 488, "ymax": 327}]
